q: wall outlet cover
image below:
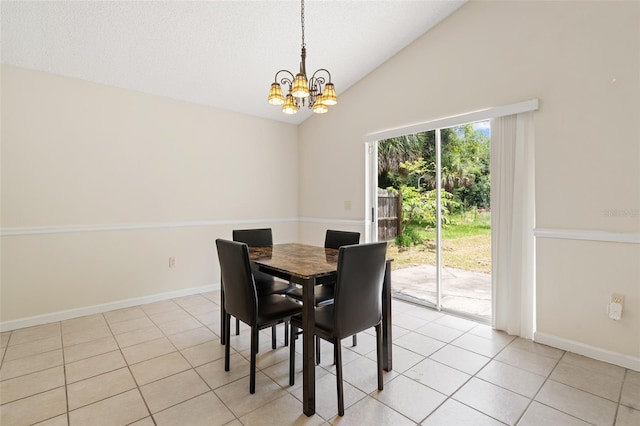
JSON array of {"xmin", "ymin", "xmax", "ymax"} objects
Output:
[{"xmin": 608, "ymin": 302, "xmax": 622, "ymax": 321}]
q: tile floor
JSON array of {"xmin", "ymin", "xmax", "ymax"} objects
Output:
[{"xmin": 0, "ymin": 291, "xmax": 638, "ymax": 425}]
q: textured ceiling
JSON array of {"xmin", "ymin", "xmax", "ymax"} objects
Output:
[{"xmin": 1, "ymin": 0, "xmax": 466, "ymax": 124}]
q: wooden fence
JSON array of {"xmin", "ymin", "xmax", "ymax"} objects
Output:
[{"xmin": 377, "ymin": 189, "xmax": 402, "ymax": 241}]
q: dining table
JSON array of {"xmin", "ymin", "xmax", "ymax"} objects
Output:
[
  {"xmin": 220, "ymin": 243, "xmax": 393, "ymax": 416},
  {"xmin": 220, "ymin": 242, "xmax": 393, "ymax": 417}
]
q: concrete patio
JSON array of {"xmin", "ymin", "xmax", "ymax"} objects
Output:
[{"xmin": 391, "ymin": 264, "xmax": 491, "ymax": 321}]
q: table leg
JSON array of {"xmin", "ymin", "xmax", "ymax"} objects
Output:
[
  {"xmin": 382, "ymin": 260, "xmax": 392, "ymax": 371},
  {"xmin": 302, "ymin": 277, "xmax": 316, "ymax": 416}
]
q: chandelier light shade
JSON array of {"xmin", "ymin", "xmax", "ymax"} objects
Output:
[
  {"xmin": 321, "ymin": 82, "xmax": 337, "ymax": 105},
  {"xmin": 268, "ymin": 0, "xmax": 337, "ymax": 115},
  {"xmin": 268, "ymin": 83, "xmax": 285, "ymax": 105},
  {"xmin": 282, "ymin": 94, "xmax": 298, "ymax": 115},
  {"xmin": 312, "ymin": 99, "xmax": 328, "ymax": 114}
]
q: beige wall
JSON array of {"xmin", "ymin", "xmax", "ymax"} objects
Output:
[
  {"xmin": 299, "ymin": 0, "xmax": 640, "ymax": 360},
  {"xmin": 1, "ymin": 65, "xmax": 299, "ymax": 323},
  {"xmin": 2, "ymin": 0, "xmax": 639, "ymax": 363}
]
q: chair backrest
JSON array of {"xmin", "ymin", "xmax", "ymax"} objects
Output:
[
  {"xmin": 215, "ymin": 239, "xmax": 257, "ymax": 326},
  {"xmin": 332, "ymin": 241, "xmax": 388, "ymax": 338},
  {"xmin": 232, "ymin": 228, "xmax": 275, "ymax": 283},
  {"xmin": 324, "ymin": 230, "xmax": 360, "ymax": 250},
  {"xmin": 232, "ymin": 228, "xmax": 273, "ymax": 247}
]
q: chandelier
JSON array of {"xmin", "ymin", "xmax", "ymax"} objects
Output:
[{"xmin": 267, "ymin": 0, "xmax": 337, "ymax": 115}]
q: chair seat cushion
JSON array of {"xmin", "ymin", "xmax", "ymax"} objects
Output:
[
  {"xmin": 254, "ymin": 275, "xmax": 296, "ymax": 296},
  {"xmin": 257, "ymin": 295, "xmax": 303, "ymax": 326},
  {"xmin": 287, "ymin": 284, "xmax": 335, "ymax": 305},
  {"xmin": 291, "ymin": 303, "xmax": 378, "ymax": 340},
  {"xmin": 291, "ymin": 304, "xmax": 335, "ymax": 336}
]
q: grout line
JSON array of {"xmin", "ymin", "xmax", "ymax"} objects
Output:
[
  {"xmin": 58, "ymin": 321, "xmax": 72, "ymax": 426},
  {"xmin": 514, "ymin": 350, "xmax": 565, "ymax": 425},
  {"xmin": 401, "ymin": 323, "xmax": 536, "ymax": 424},
  {"xmin": 2, "ymin": 294, "xmax": 634, "ymax": 425},
  {"xmin": 103, "ymin": 311, "xmax": 156, "ymax": 425},
  {"xmin": 0, "ymin": 332, "xmax": 12, "ymax": 365}
]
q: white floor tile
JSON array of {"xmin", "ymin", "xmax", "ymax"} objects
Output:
[
  {"xmin": 139, "ymin": 369, "xmax": 209, "ymax": 413},
  {"xmin": 421, "ymin": 398, "xmax": 503, "ymax": 426},
  {"xmin": 239, "ymin": 393, "xmax": 325, "ymax": 426},
  {"xmin": 214, "ymin": 371, "xmax": 288, "ymax": 417},
  {"xmin": 373, "ymin": 375, "xmax": 446, "ymax": 423},
  {"xmin": 68, "ymin": 389, "xmax": 149, "ymax": 426},
  {"xmin": 429, "ymin": 344, "xmax": 489, "ymax": 375},
  {"xmin": 621, "ymin": 369, "xmax": 640, "ymax": 410},
  {"xmin": 495, "ymin": 345, "xmax": 558, "ymax": 377},
  {"xmin": 453, "ymin": 377, "xmax": 529, "ymax": 424},
  {"xmin": 535, "ymin": 379, "xmax": 618, "ymax": 426},
  {"xmin": 2, "ymin": 294, "xmax": 635, "ymax": 426},
  {"xmin": 476, "ymin": 360, "xmax": 545, "ymax": 398},
  {"xmin": 615, "ymin": 405, "xmax": 640, "ymax": 426},
  {"xmin": 394, "ymin": 332, "xmax": 446, "ymax": 357},
  {"xmin": 404, "ymin": 358, "xmax": 471, "ymax": 396},
  {"xmin": 329, "ymin": 396, "xmax": 414, "ymax": 425},
  {"xmin": 153, "ymin": 392, "xmax": 235, "ymax": 426},
  {"xmin": 518, "ymin": 401, "xmax": 591, "ymax": 426}
]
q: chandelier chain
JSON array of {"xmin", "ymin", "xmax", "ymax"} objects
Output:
[{"xmin": 301, "ymin": 0, "xmax": 305, "ymax": 48}]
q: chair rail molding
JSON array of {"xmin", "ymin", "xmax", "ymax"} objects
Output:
[
  {"xmin": 0, "ymin": 218, "xmax": 300, "ymax": 237},
  {"xmin": 298, "ymin": 217, "xmax": 366, "ymax": 226},
  {"xmin": 534, "ymin": 228, "xmax": 640, "ymax": 244}
]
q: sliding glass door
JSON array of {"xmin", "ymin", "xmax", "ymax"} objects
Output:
[
  {"xmin": 439, "ymin": 123, "xmax": 491, "ymax": 319},
  {"xmin": 371, "ymin": 121, "xmax": 492, "ymax": 322}
]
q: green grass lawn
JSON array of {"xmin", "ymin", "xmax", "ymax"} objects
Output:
[{"xmin": 387, "ymin": 211, "xmax": 491, "ymax": 274}]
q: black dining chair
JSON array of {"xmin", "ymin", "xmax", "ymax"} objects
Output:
[
  {"xmin": 232, "ymin": 228, "xmax": 296, "ymax": 344},
  {"xmin": 288, "ymin": 241, "xmax": 388, "ymax": 415},
  {"xmin": 216, "ymin": 239, "xmax": 302, "ymax": 394},
  {"xmin": 288, "ymin": 230, "xmax": 360, "ymax": 362}
]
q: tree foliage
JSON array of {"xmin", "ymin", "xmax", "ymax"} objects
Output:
[
  {"xmin": 378, "ymin": 134, "xmax": 424, "ymax": 175},
  {"xmin": 378, "ymin": 123, "xmax": 491, "ymax": 246}
]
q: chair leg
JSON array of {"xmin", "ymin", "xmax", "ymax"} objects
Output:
[
  {"xmin": 220, "ymin": 292, "xmax": 226, "ymax": 345},
  {"xmin": 236, "ymin": 317, "xmax": 240, "ymax": 336},
  {"xmin": 315, "ymin": 336, "xmax": 321, "ymax": 365},
  {"xmin": 284, "ymin": 321, "xmax": 289, "ymax": 346},
  {"xmin": 352, "ymin": 334, "xmax": 357, "ymax": 347},
  {"xmin": 375, "ymin": 324, "xmax": 383, "ymax": 391},
  {"xmin": 250, "ymin": 326, "xmax": 258, "ymax": 394},
  {"xmin": 289, "ymin": 323, "xmax": 297, "ymax": 386},
  {"xmin": 220, "ymin": 309, "xmax": 227, "ymax": 345},
  {"xmin": 272, "ymin": 325, "xmax": 277, "ymax": 349},
  {"xmin": 224, "ymin": 313, "xmax": 231, "ymax": 372},
  {"xmin": 335, "ymin": 338, "xmax": 344, "ymax": 416}
]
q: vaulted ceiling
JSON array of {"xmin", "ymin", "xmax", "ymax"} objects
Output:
[{"xmin": 1, "ymin": 1, "xmax": 466, "ymax": 124}]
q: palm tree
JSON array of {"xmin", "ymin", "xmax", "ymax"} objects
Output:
[{"xmin": 378, "ymin": 134, "xmax": 424, "ymax": 175}]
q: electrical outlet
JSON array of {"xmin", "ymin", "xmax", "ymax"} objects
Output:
[
  {"xmin": 169, "ymin": 257, "xmax": 176, "ymax": 268},
  {"xmin": 608, "ymin": 293, "xmax": 625, "ymax": 320},
  {"xmin": 610, "ymin": 293, "xmax": 624, "ymax": 305}
]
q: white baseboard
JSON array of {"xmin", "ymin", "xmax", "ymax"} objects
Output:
[
  {"xmin": 0, "ymin": 283, "xmax": 221, "ymax": 332},
  {"xmin": 534, "ymin": 331, "xmax": 640, "ymax": 371}
]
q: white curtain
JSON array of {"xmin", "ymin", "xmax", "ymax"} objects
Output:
[{"xmin": 490, "ymin": 112, "xmax": 536, "ymax": 338}]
